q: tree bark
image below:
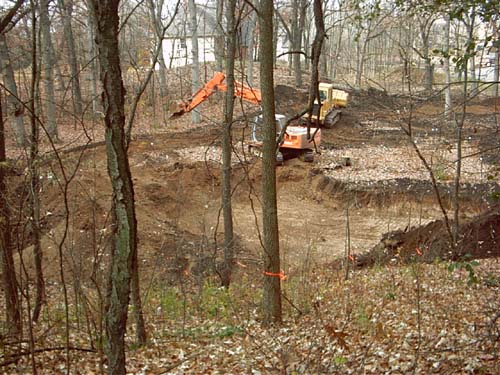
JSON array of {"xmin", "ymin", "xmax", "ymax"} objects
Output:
[
  {"xmin": 219, "ymin": 0, "xmax": 236, "ymax": 288},
  {"xmin": 28, "ymin": 12, "xmax": 44, "ymax": 322},
  {"xmin": 86, "ymin": 5, "xmax": 100, "ymax": 115},
  {"xmin": 494, "ymin": 49, "xmax": 499, "ymax": 98},
  {"xmin": 215, "ymin": 0, "xmax": 224, "ymax": 72},
  {"xmin": 246, "ymin": 10, "xmax": 256, "ymax": 86},
  {"xmin": 130, "ymin": 248, "xmax": 147, "ymax": 345},
  {"xmin": 40, "ymin": 0, "xmax": 59, "ymax": 141},
  {"xmin": 419, "ymin": 19, "xmax": 434, "ymax": 92},
  {"xmin": 0, "ymin": 87, "xmax": 21, "ymax": 335},
  {"xmin": 58, "ymin": 0, "xmax": 83, "ymax": 117},
  {"xmin": 443, "ymin": 14, "xmax": 452, "ymax": 117},
  {"xmin": 259, "ymin": 0, "xmax": 282, "ymax": 325},
  {"xmin": 188, "ymin": 0, "xmax": 201, "ymax": 124},
  {"xmin": 291, "ymin": 0, "xmax": 302, "ymax": 87},
  {"xmin": 146, "ymin": 0, "xmax": 168, "ymax": 98},
  {"xmin": 0, "ymin": 34, "xmax": 26, "ymax": 146},
  {"xmin": 89, "ymin": 1, "xmax": 140, "ymax": 373},
  {"xmin": 306, "ymin": 0, "xmax": 325, "ymax": 137}
]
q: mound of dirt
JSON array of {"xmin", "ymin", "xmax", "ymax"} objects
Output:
[
  {"xmin": 354, "ymin": 209, "xmax": 500, "ymax": 267},
  {"xmin": 274, "ymin": 84, "xmax": 308, "ymax": 114}
]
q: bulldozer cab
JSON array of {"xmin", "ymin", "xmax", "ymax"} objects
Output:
[
  {"xmin": 317, "ymin": 83, "xmax": 330, "ymax": 104},
  {"xmin": 304, "ymin": 83, "xmax": 349, "ymax": 128}
]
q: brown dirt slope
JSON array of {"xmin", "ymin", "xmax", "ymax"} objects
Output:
[{"xmin": 355, "ymin": 209, "xmax": 500, "ymax": 267}]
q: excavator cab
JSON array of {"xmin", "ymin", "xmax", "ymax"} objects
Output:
[
  {"xmin": 250, "ymin": 114, "xmax": 321, "ymax": 163},
  {"xmin": 251, "ymin": 114, "xmax": 287, "ymax": 143}
]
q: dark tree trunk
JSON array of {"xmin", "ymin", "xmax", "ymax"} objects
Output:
[
  {"xmin": 0, "ymin": 34, "xmax": 26, "ymax": 146},
  {"xmin": 0, "ymin": 0, "xmax": 23, "ymax": 336},
  {"xmin": 188, "ymin": 0, "xmax": 201, "ymax": 124},
  {"xmin": 292, "ymin": 0, "xmax": 307, "ymax": 87},
  {"xmin": 291, "ymin": 0, "xmax": 301, "ymax": 87},
  {"xmin": 86, "ymin": 6, "xmax": 100, "ymax": 114},
  {"xmin": 418, "ymin": 18, "xmax": 435, "ymax": 92},
  {"xmin": 146, "ymin": 0, "xmax": 168, "ymax": 98},
  {"xmin": 443, "ymin": 14, "xmax": 452, "ymax": 117},
  {"xmin": 219, "ymin": 0, "xmax": 236, "ymax": 288},
  {"xmin": 215, "ymin": 0, "xmax": 224, "ymax": 72},
  {"xmin": 27, "ymin": 4, "xmax": 45, "ymax": 323},
  {"xmin": 40, "ymin": 0, "xmax": 59, "ymax": 141},
  {"xmin": 58, "ymin": 0, "xmax": 83, "ymax": 116},
  {"xmin": 0, "ymin": 88, "xmax": 21, "ymax": 335},
  {"xmin": 246, "ymin": 10, "xmax": 256, "ymax": 86},
  {"xmin": 259, "ymin": 0, "xmax": 282, "ymax": 325},
  {"xmin": 130, "ymin": 249, "xmax": 147, "ymax": 345},
  {"xmin": 307, "ymin": 0, "xmax": 326, "ymax": 127},
  {"xmin": 89, "ymin": 1, "xmax": 139, "ymax": 373}
]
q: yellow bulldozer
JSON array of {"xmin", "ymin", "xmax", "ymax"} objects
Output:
[{"xmin": 302, "ymin": 83, "xmax": 349, "ymax": 128}]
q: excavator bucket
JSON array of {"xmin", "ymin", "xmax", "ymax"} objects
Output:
[{"xmin": 169, "ymin": 100, "xmax": 189, "ymax": 118}]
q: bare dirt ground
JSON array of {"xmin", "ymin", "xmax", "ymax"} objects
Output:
[{"xmin": 7, "ymin": 82, "xmax": 499, "ymax": 282}]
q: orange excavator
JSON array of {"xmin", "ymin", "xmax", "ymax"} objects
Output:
[
  {"xmin": 170, "ymin": 71, "xmax": 261, "ymax": 117},
  {"xmin": 170, "ymin": 72, "xmax": 321, "ymax": 162}
]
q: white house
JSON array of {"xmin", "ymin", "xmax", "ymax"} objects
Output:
[
  {"xmin": 163, "ymin": 35, "xmax": 216, "ymax": 69},
  {"xmin": 161, "ymin": 2, "xmax": 217, "ymax": 68}
]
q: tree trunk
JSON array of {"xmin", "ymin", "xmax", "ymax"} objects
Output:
[
  {"xmin": 418, "ymin": 19, "xmax": 434, "ymax": 91},
  {"xmin": 188, "ymin": 0, "xmax": 201, "ymax": 124},
  {"xmin": 273, "ymin": 10, "xmax": 279, "ymax": 67},
  {"xmin": 40, "ymin": 0, "xmax": 59, "ymax": 141},
  {"xmin": 331, "ymin": 13, "xmax": 345, "ymax": 80},
  {"xmin": 422, "ymin": 55, "xmax": 433, "ymax": 91},
  {"xmin": 0, "ymin": 89, "xmax": 21, "ymax": 335},
  {"xmin": 147, "ymin": 0, "xmax": 168, "ymax": 98},
  {"xmin": 303, "ymin": 13, "xmax": 310, "ymax": 71},
  {"xmin": 259, "ymin": 0, "xmax": 282, "ymax": 325},
  {"xmin": 246, "ymin": 10, "xmax": 256, "ymax": 86},
  {"xmin": 219, "ymin": 0, "xmax": 236, "ymax": 288},
  {"xmin": 215, "ymin": 0, "xmax": 224, "ymax": 72},
  {"xmin": 291, "ymin": 0, "xmax": 302, "ymax": 87},
  {"xmin": 29, "ymin": 23, "xmax": 45, "ymax": 323},
  {"xmin": 130, "ymin": 249, "xmax": 147, "ymax": 345},
  {"xmin": 0, "ymin": 34, "xmax": 26, "ymax": 146},
  {"xmin": 494, "ymin": 49, "xmax": 499, "ymax": 98},
  {"xmin": 89, "ymin": 1, "xmax": 139, "ymax": 374},
  {"xmin": 58, "ymin": 0, "xmax": 83, "ymax": 117},
  {"xmin": 298, "ymin": 0, "xmax": 307, "ymax": 81},
  {"xmin": 443, "ymin": 14, "xmax": 452, "ymax": 117},
  {"xmin": 464, "ymin": 11, "xmax": 478, "ymax": 96},
  {"xmin": 306, "ymin": 0, "xmax": 325, "ymax": 140},
  {"xmin": 86, "ymin": 5, "xmax": 100, "ymax": 115}
]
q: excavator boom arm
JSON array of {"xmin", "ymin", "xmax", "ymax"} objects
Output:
[{"xmin": 170, "ymin": 72, "xmax": 261, "ymax": 117}]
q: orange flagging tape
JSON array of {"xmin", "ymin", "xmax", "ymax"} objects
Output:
[{"xmin": 263, "ymin": 270, "xmax": 287, "ymax": 281}]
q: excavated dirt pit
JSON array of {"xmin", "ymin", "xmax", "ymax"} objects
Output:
[{"xmin": 6, "ymin": 88, "xmax": 500, "ymax": 284}]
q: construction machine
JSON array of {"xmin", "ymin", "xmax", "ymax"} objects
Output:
[
  {"xmin": 249, "ymin": 114, "xmax": 320, "ymax": 163},
  {"xmin": 170, "ymin": 72, "xmax": 321, "ymax": 162},
  {"xmin": 302, "ymin": 83, "xmax": 349, "ymax": 128},
  {"xmin": 170, "ymin": 72, "xmax": 261, "ymax": 117}
]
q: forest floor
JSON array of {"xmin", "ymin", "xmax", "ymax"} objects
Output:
[{"xmin": 2, "ymin": 70, "xmax": 500, "ymax": 374}]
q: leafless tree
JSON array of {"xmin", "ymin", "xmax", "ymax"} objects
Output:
[
  {"xmin": 88, "ymin": 0, "xmax": 140, "ymax": 373},
  {"xmin": 40, "ymin": 0, "xmax": 59, "ymax": 141},
  {"xmin": 259, "ymin": 0, "xmax": 282, "ymax": 325},
  {"xmin": 57, "ymin": 0, "xmax": 83, "ymax": 117},
  {"xmin": 188, "ymin": 0, "xmax": 201, "ymax": 124}
]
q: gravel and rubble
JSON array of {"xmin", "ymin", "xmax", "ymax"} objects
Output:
[{"xmin": 317, "ymin": 139, "xmax": 493, "ymax": 184}]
